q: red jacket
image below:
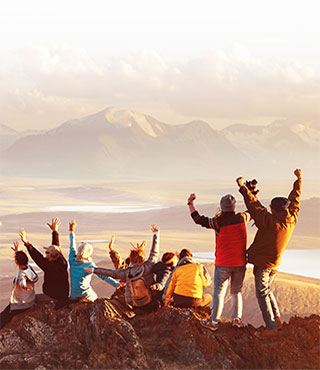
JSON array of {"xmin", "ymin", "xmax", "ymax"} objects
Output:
[{"xmin": 191, "ymin": 211, "xmax": 250, "ymax": 267}]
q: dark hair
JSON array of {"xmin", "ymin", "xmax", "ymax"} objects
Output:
[
  {"xmin": 162, "ymin": 252, "xmax": 177, "ymax": 266},
  {"xmin": 179, "ymin": 249, "xmax": 192, "ymax": 259},
  {"xmin": 15, "ymin": 251, "xmax": 28, "ymax": 267}
]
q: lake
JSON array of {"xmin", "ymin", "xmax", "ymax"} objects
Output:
[{"xmin": 193, "ymin": 249, "xmax": 320, "ymax": 280}]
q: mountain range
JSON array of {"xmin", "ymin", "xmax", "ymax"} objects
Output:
[{"xmin": 0, "ymin": 107, "xmax": 319, "ymax": 180}]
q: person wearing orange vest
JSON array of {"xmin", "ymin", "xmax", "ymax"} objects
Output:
[{"xmin": 188, "ymin": 193, "xmax": 250, "ymax": 331}]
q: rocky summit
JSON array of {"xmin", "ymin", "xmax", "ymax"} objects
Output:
[{"xmin": 0, "ymin": 297, "xmax": 319, "ymax": 369}]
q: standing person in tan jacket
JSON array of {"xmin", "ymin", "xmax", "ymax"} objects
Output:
[{"xmin": 236, "ymin": 169, "xmax": 302, "ymax": 333}]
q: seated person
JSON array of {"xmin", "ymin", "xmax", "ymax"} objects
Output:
[
  {"xmin": 84, "ymin": 224, "xmax": 159, "ymax": 312},
  {"xmin": 150, "ymin": 252, "xmax": 178, "ymax": 305},
  {"xmin": 164, "ymin": 249, "xmax": 212, "ymax": 308},
  {"xmin": 19, "ymin": 219, "xmax": 69, "ymax": 309},
  {"xmin": 68, "ymin": 220, "xmax": 119, "ymax": 302},
  {"xmin": 1, "ymin": 242, "xmax": 39, "ymax": 329}
]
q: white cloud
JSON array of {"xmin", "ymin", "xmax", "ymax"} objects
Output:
[{"xmin": 0, "ymin": 45, "xmax": 319, "ymax": 130}]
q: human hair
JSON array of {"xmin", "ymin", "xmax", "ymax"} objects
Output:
[
  {"xmin": 179, "ymin": 249, "xmax": 192, "ymax": 259},
  {"xmin": 162, "ymin": 252, "xmax": 178, "ymax": 267},
  {"xmin": 75, "ymin": 243, "xmax": 93, "ymax": 262},
  {"xmin": 129, "ymin": 249, "xmax": 145, "ymax": 265},
  {"xmin": 15, "ymin": 251, "xmax": 28, "ymax": 267}
]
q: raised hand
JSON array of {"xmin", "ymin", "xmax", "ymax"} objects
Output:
[
  {"xmin": 294, "ymin": 169, "xmax": 303, "ymax": 180},
  {"xmin": 69, "ymin": 219, "xmax": 77, "ymax": 233},
  {"xmin": 151, "ymin": 224, "xmax": 159, "ymax": 233},
  {"xmin": 11, "ymin": 241, "xmax": 20, "ymax": 252},
  {"xmin": 187, "ymin": 193, "xmax": 196, "ymax": 204},
  {"xmin": 19, "ymin": 229, "xmax": 28, "ymax": 244},
  {"xmin": 236, "ymin": 177, "xmax": 245, "ymax": 187},
  {"xmin": 47, "ymin": 218, "xmax": 61, "ymax": 232},
  {"xmin": 108, "ymin": 235, "xmax": 115, "ymax": 251}
]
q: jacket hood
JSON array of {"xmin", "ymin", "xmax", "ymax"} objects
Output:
[{"xmin": 177, "ymin": 256, "xmax": 196, "ymax": 267}]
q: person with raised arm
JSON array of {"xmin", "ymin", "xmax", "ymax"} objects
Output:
[
  {"xmin": 187, "ymin": 193, "xmax": 250, "ymax": 331},
  {"xmin": 84, "ymin": 224, "xmax": 159, "ymax": 312},
  {"xmin": 19, "ymin": 218, "xmax": 69, "ymax": 309},
  {"xmin": 68, "ymin": 220, "xmax": 119, "ymax": 302},
  {"xmin": 1, "ymin": 242, "xmax": 39, "ymax": 329},
  {"xmin": 107, "ymin": 235, "xmax": 130, "ymax": 269},
  {"xmin": 236, "ymin": 169, "xmax": 302, "ymax": 334}
]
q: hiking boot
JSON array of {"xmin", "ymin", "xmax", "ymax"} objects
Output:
[
  {"xmin": 275, "ymin": 317, "xmax": 283, "ymax": 329},
  {"xmin": 232, "ymin": 318, "xmax": 244, "ymax": 328},
  {"xmin": 200, "ymin": 319, "xmax": 219, "ymax": 332}
]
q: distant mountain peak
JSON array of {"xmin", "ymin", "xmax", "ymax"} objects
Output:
[{"xmin": 102, "ymin": 107, "xmax": 165, "ymax": 137}]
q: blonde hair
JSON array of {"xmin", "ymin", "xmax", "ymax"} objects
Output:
[
  {"xmin": 75, "ymin": 242, "xmax": 93, "ymax": 262},
  {"xmin": 129, "ymin": 241, "xmax": 146, "ymax": 265}
]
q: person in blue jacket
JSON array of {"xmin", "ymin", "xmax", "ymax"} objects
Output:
[{"xmin": 68, "ymin": 219, "xmax": 119, "ymax": 302}]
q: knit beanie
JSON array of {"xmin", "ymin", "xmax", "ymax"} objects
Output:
[
  {"xmin": 271, "ymin": 197, "xmax": 290, "ymax": 212},
  {"xmin": 220, "ymin": 194, "xmax": 236, "ymax": 212}
]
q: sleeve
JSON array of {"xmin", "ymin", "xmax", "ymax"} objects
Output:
[
  {"xmin": 69, "ymin": 232, "xmax": 77, "ymax": 262},
  {"xmin": 25, "ymin": 242, "xmax": 50, "ymax": 272},
  {"xmin": 288, "ymin": 179, "xmax": 302, "ymax": 222},
  {"xmin": 164, "ymin": 270, "xmax": 176, "ymax": 306},
  {"xmin": 96, "ymin": 274, "xmax": 120, "ymax": 288},
  {"xmin": 18, "ymin": 274, "xmax": 28, "ymax": 289},
  {"xmin": 240, "ymin": 211, "xmax": 251, "ymax": 223},
  {"xmin": 239, "ymin": 186, "xmax": 270, "ymax": 229},
  {"xmin": 146, "ymin": 231, "xmax": 160, "ymax": 264},
  {"xmin": 154, "ymin": 268, "xmax": 172, "ymax": 291},
  {"xmin": 52, "ymin": 231, "xmax": 60, "ymax": 247},
  {"xmin": 191, "ymin": 211, "xmax": 216, "ymax": 230},
  {"xmin": 94, "ymin": 267, "xmax": 128, "ymax": 282},
  {"xmin": 109, "ymin": 249, "xmax": 126, "ymax": 269}
]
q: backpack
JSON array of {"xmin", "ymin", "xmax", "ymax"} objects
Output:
[{"xmin": 128, "ymin": 265, "xmax": 152, "ymax": 307}]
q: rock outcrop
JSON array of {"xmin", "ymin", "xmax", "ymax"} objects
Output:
[{"xmin": 0, "ymin": 298, "xmax": 319, "ymax": 369}]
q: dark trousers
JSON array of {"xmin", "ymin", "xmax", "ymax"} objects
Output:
[{"xmin": 173, "ymin": 293, "xmax": 212, "ymax": 308}]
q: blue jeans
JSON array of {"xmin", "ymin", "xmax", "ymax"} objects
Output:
[
  {"xmin": 253, "ymin": 266, "xmax": 280, "ymax": 329},
  {"xmin": 211, "ymin": 266, "xmax": 246, "ymax": 322}
]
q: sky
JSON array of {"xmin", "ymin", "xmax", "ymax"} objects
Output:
[{"xmin": 0, "ymin": 0, "xmax": 319, "ymax": 131}]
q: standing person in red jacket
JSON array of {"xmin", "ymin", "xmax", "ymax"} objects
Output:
[
  {"xmin": 188, "ymin": 193, "xmax": 250, "ymax": 331},
  {"xmin": 19, "ymin": 218, "xmax": 69, "ymax": 309},
  {"xmin": 236, "ymin": 169, "xmax": 302, "ymax": 333}
]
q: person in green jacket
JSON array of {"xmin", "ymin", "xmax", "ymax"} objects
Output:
[{"xmin": 236, "ymin": 169, "xmax": 302, "ymax": 333}]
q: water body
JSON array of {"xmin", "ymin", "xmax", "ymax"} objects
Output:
[
  {"xmin": 47, "ymin": 205, "xmax": 166, "ymax": 213},
  {"xmin": 193, "ymin": 249, "xmax": 320, "ymax": 280}
]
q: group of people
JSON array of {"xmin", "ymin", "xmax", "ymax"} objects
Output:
[{"xmin": 0, "ymin": 169, "xmax": 302, "ymax": 336}]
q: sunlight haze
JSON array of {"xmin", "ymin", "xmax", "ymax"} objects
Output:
[{"xmin": 0, "ymin": 0, "xmax": 319, "ymax": 130}]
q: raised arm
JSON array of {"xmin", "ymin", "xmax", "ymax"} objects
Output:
[
  {"xmin": 68, "ymin": 220, "xmax": 77, "ymax": 262},
  {"xmin": 108, "ymin": 235, "xmax": 126, "ymax": 269},
  {"xmin": 19, "ymin": 228, "xmax": 50, "ymax": 271},
  {"xmin": 188, "ymin": 193, "xmax": 216, "ymax": 230},
  {"xmin": 146, "ymin": 224, "xmax": 160, "ymax": 264},
  {"xmin": 236, "ymin": 177, "xmax": 269, "ymax": 229},
  {"xmin": 288, "ymin": 169, "xmax": 303, "ymax": 221},
  {"xmin": 47, "ymin": 218, "xmax": 61, "ymax": 246}
]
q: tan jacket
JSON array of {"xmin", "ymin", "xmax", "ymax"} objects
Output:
[{"xmin": 239, "ymin": 179, "xmax": 301, "ymax": 269}]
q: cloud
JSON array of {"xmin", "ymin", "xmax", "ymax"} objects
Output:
[{"xmin": 0, "ymin": 45, "xmax": 319, "ymax": 130}]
